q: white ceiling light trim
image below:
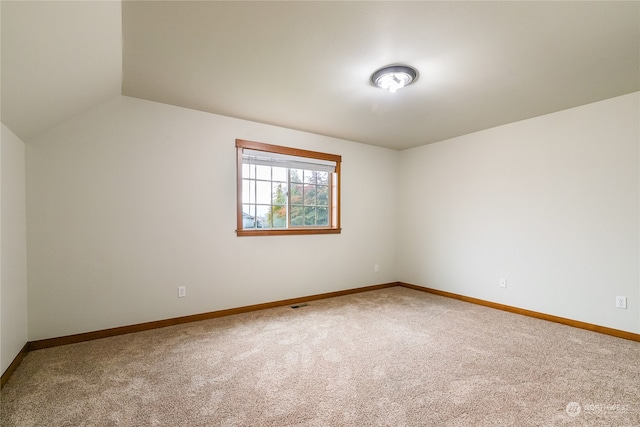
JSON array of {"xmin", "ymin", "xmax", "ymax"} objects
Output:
[{"xmin": 371, "ymin": 65, "xmax": 419, "ymax": 93}]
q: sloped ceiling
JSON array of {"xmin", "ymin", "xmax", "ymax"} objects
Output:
[
  {"xmin": 1, "ymin": 1, "xmax": 122, "ymax": 142},
  {"xmin": 3, "ymin": 1, "xmax": 639, "ymax": 149}
]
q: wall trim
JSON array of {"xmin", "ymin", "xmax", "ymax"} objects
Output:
[
  {"xmin": 1, "ymin": 343, "xmax": 29, "ymax": 389},
  {"xmin": 28, "ymin": 283, "xmax": 398, "ymax": 351},
  {"xmin": 399, "ymin": 282, "xmax": 640, "ymax": 342},
  {"xmin": 5, "ymin": 280, "xmax": 638, "ymax": 387},
  {"xmin": 1, "ymin": 283, "xmax": 396, "ymax": 386}
]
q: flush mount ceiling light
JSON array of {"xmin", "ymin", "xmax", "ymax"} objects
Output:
[{"xmin": 370, "ymin": 65, "xmax": 418, "ymax": 93}]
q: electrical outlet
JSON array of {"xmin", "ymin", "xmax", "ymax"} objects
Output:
[
  {"xmin": 499, "ymin": 278, "xmax": 507, "ymax": 288},
  {"xmin": 615, "ymin": 296, "xmax": 627, "ymax": 309},
  {"xmin": 178, "ymin": 286, "xmax": 186, "ymax": 298},
  {"xmin": 374, "ymin": 264, "xmax": 379, "ymax": 272}
]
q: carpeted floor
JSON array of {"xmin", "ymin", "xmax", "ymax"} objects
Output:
[{"xmin": 1, "ymin": 286, "xmax": 639, "ymax": 426}]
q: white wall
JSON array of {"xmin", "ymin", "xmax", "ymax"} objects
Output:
[
  {"xmin": 1, "ymin": 124, "xmax": 28, "ymax": 374},
  {"xmin": 398, "ymin": 92, "xmax": 640, "ymax": 334},
  {"xmin": 26, "ymin": 96, "xmax": 398, "ymax": 340}
]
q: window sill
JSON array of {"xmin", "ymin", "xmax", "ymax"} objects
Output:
[{"xmin": 236, "ymin": 228, "xmax": 342, "ymax": 237}]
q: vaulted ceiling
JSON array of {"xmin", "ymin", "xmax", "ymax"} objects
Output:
[{"xmin": 3, "ymin": 1, "xmax": 639, "ymax": 150}]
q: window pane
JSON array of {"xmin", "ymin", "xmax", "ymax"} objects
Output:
[
  {"xmin": 317, "ymin": 207, "xmax": 329, "ymax": 226},
  {"xmin": 242, "ymin": 179, "xmax": 249, "ymax": 204},
  {"xmin": 242, "ymin": 205, "xmax": 257, "ymax": 229},
  {"xmin": 256, "ymin": 181, "xmax": 271, "ymax": 204},
  {"xmin": 304, "ymin": 184, "xmax": 316, "ymax": 205},
  {"xmin": 243, "ymin": 179, "xmax": 255, "ymax": 204},
  {"xmin": 290, "ymin": 184, "xmax": 303, "ymax": 205},
  {"xmin": 317, "ymin": 185, "xmax": 329, "ymax": 206},
  {"xmin": 243, "ymin": 204, "xmax": 255, "ymax": 216},
  {"xmin": 270, "ymin": 205, "xmax": 287, "ymax": 228},
  {"xmin": 290, "ymin": 206, "xmax": 304, "ymax": 226},
  {"xmin": 271, "ymin": 182, "xmax": 287, "ymax": 229},
  {"xmin": 256, "ymin": 165, "xmax": 271, "ymax": 180},
  {"xmin": 272, "ymin": 183, "xmax": 287, "ymax": 204},
  {"xmin": 243, "ymin": 163, "xmax": 256, "ymax": 179},
  {"xmin": 256, "ymin": 205, "xmax": 270, "ymax": 228},
  {"xmin": 304, "ymin": 170, "xmax": 316, "ymax": 184},
  {"xmin": 304, "ymin": 206, "xmax": 316, "ymax": 226},
  {"xmin": 290, "ymin": 169, "xmax": 302, "ymax": 183},
  {"xmin": 317, "ymin": 171, "xmax": 329, "ymax": 185},
  {"xmin": 272, "ymin": 166, "xmax": 287, "ymax": 182}
]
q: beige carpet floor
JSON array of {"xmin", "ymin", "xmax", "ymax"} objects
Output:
[{"xmin": 1, "ymin": 286, "xmax": 639, "ymax": 426}]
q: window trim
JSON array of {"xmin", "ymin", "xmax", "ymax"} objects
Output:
[{"xmin": 236, "ymin": 139, "xmax": 341, "ymax": 236}]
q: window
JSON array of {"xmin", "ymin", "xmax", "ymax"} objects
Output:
[{"xmin": 236, "ymin": 139, "xmax": 341, "ymax": 236}]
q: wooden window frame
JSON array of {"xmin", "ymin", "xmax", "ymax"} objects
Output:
[{"xmin": 236, "ymin": 139, "xmax": 342, "ymax": 236}]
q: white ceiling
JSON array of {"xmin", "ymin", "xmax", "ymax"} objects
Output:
[
  {"xmin": 1, "ymin": 1, "xmax": 122, "ymax": 142},
  {"xmin": 3, "ymin": 1, "xmax": 639, "ymax": 150}
]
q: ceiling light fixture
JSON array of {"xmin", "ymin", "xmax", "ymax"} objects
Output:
[{"xmin": 370, "ymin": 65, "xmax": 418, "ymax": 93}]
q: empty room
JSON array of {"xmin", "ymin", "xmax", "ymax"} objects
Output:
[{"xmin": 1, "ymin": 1, "xmax": 639, "ymax": 426}]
